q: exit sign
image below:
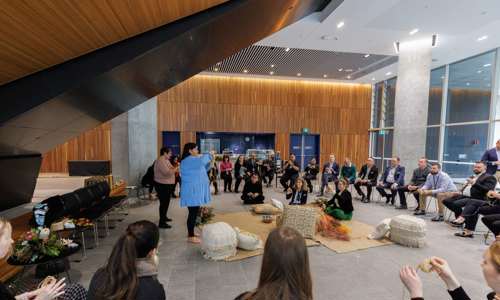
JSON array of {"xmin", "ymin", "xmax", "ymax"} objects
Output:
[{"xmin": 301, "ymin": 128, "xmax": 310, "ymax": 135}]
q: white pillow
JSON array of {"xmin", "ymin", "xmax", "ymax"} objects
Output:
[
  {"xmin": 234, "ymin": 227, "xmax": 263, "ymax": 251},
  {"xmin": 201, "ymin": 222, "xmax": 238, "ymax": 260},
  {"xmin": 389, "ymin": 215, "xmax": 427, "ymax": 248},
  {"xmin": 271, "ymin": 198, "xmax": 284, "ymax": 211},
  {"xmin": 368, "ymin": 218, "xmax": 391, "ymax": 240}
]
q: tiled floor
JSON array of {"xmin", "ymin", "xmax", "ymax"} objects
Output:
[{"xmin": 66, "ymin": 184, "xmax": 492, "ymax": 300}]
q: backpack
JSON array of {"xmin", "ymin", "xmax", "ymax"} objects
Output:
[{"xmin": 141, "ymin": 162, "xmax": 155, "ymax": 187}]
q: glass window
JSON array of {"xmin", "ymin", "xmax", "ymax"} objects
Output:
[
  {"xmin": 428, "ymin": 67, "xmax": 445, "ymax": 125},
  {"xmin": 374, "ymin": 158, "xmax": 383, "ymax": 174},
  {"xmin": 425, "ymin": 127, "xmax": 440, "ymax": 160},
  {"xmin": 372, "ymin": 82, "xmax": 384, "ymax": 128},
  {"xmin": 493, "ymin": 121, "xmax": 500, "ymax": 148},
  {"xmin": 446, "ymin": 51, "xmax": 494, "ymax": 123},
  {"xmin": 443, "ymin": 123, "xmax": 488, "ymax": 162},
  {"xmin": 383, "ymin": 129, "xmax": 393, "ymax": 158},
  {"xmin": 443, "ymin": 163, "xmax": 473, "ymax": 180},
  {"xmin": 372, "ymin": 131, "xmax": 383, "ymax": 158},
  {"xmin": 384, "ymin": 78, "xmax": 396, "ymax": 127}
]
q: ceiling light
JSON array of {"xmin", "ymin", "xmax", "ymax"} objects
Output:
[
  {"xmin": 466, "ymin": 82, "xmax": 470, "ymax": 86},
  {"xmin": 347, "ymin": 75, "xmax": 351, "ymax": 79},
  {"xmin": 394, "ymin": 41, "xmax": 400, "ymax": 54},
  {"xmin": 214, "ymin": 67, "xmax": 219, "ymax": 72},
  {"xmin": 269, "ymin": 71, "xmax": 274, "ymax": 75},
  {"xmin": 216, "ymin": 62, "xmax": 221, "ymax": 65},
  {"xmin": 243, "ymin": 69, "xmax": 248, "ymax": 73},
  {"xmin": 345, "ymin": 69, "xmax": 353, "ymax": 72},
  {"xmin": 338, "ymin": 68, "xmax": 343, "ymax": 72},
  {"xmin": 285, "ymin": 48, "xmax": 290, "ymax": 52},
  {"xmin": 432, "ymin": 34, "xmax": 438, "ymax": 47},
  {"xmin": 371, "ymin": 78, "xmax": 376, "ymax": 81},
  {"xmin": 484, "ymin": 63, "xmax": 492, "ymax": 67},
  {"xmin": 297, "ymin": 73, "xmax": 302, "ymax": 76},
  {"xmin": 477, "ymin": 35, "xmax": 488, "ymax": 41},
  {"xmin": 364, "ymin": 54, "xmax": 370, "ymax": 58},
  {"xmin": 323, "ymin": 74, "xmax": 328, "ymax": 78},
  {"xmin": 409, "ymin": 28, "xmax": 419, "ymax": 35},
  {"xmin": 270, "ymin": 64, "xmax": 275, "ymax": 68},
  {"xmin": 337, "ymin": 21, "xmax": 344, "ymax": 29},
  {"xmin": 386, "ymin": 72, "xmax": 392, "ymax": 76}
]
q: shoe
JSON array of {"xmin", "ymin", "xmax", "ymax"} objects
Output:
[
  {"xmin": 361, "ymin": 196, "xmax": 366, "ymax": 202},
  {"xmin": 171, "ymin": 194, "xmax": 177, "ymax": 198},
  {"xmin": 166, "ymin": 217, "xmax": 172, "ymax": 222},
  {"xmin": 449, "ymin": 221, "xmax": 464, "ymax": 228},
  {"xmin": 431, "ymin": 215, "xmax": 444, "ymax": 222},
  {"xmin": 454, "ymin": 231, "xmax": 473, "ymax": 238},
  {"xmin": 385, "ymin": 198, "xmax": 390, "ymax": 204},
  {"xmin": 159, "ymin": 223, "xmax": 172, "ymax": 229},
  {"xmin": 413, "ymin": 210, "xmax": 425, "ymax": 216},
  {"xmin": 395, "ymin": 205, "xmax": 407, "ymax": 210},
  {"xmin": 414, "ymin": 207, "xmax": 420, "ymax": 212}
]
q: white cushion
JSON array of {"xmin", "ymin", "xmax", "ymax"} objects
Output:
[
  {"xmin": 389, "ymin": 215, "xmax": 426, "ymax": 248},
  {"xmin": 201, "ymin": 222, "xmax": 238, "ymax": 260},
  {"xmin": 234, "ymin": 227, "xmax": 263, "ymax": 251},
  {"xmin": 271, "ymin": 198, "xmax": 284, "ymax": 211},
  {"xmin": 368, "ymin": 218, "xmax": 391, "ymax": 240}
]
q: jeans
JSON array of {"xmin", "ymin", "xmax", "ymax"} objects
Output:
[
  {"xmin": 187, "ymin": 206, "xmax": 200, "ymax": 237},
  {"xmin": 155, "ymin": 183, "xmax": 174, "ymax": 224}
]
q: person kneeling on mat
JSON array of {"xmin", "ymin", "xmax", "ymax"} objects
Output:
[
  {"xmin": 241, "ymin": 173, "xmax": 265, "ymax": 205},
  {"xmin": 325, "ymin": 179, "xmax": 354, "ymax": 220}
]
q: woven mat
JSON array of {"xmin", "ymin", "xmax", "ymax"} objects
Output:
[{"xmin": 211, "ymin": 212, "xmax": 319, "ymax": 262}]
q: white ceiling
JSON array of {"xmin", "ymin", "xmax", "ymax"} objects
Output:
[{"xmin": 255, "ymin": 0, "xmax": 500, "ymax": 83}]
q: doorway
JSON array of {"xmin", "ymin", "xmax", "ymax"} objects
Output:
[{"xmin": 289, "ymin": 133, "xmax": 320, "ymax": 170}]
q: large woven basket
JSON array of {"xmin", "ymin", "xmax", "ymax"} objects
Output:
[{"xmin": 389, "ymin": 215, "xmax": 426, "ymax": 248}]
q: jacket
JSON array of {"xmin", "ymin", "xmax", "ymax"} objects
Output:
[
  {"xmin": 468, "ymin": 173, "xmax": 497, "ymax": 200},
  {"xmin": 244, "ymin": 159, "xmax": 259, "ymax": 175},
  {"xmin": 241, "ymin": 181, "xmax": 263, "ymax": 197},
  {"xmin": 286, "ymin": 189, "xmax": 308, "ymax": 205},
  {"xmin": 88, "ymin": 259, "xmax": 165, "ymax": 300},
  {"xmin": 322, "ymin": 162, "xmax": 340, "ymax": 179},
  {"xmin": 381, "ymin": 165, "xmax": 405, "ymax": 186},
  {"xmin": 409, "ymin": 166, "xmax": 431, "ymax": 186},
  {"xmin": 481, "ymin": 147, "xmax": 500, "ymax": 175},
  {"xmin": 340, "ymin": 164, "xmax": 357, "ymax": 182},
  {"xmin": 327, "ymin": 190, "xmax": 353, "ymax": 213},
  {"xmin": 358, "ymin": 164, "xmax": 379, "ymax": 183},
  {"xmin": 304, "ymin": 164, "xmax": 319, "ymax": 177},
  {"xmin": 411, "ymin": 286, "xmax": 495, "ymax": 300},
  {"xmin": 421, "ymin": 171, "xmax": 457, "ymax": 194},
  {"xmin": 284, "ymin": 160, "xmax": 300, "ymax": 175}
]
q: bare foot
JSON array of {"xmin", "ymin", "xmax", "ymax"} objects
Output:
[{"xmin": 188, "ymin": 237, "xmax": 201, "ymax": 244}]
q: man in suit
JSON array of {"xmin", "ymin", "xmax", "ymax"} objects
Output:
[
  {"xmin": 244, "ymin": 153, "xmax": 259, "ymax": 177},
  {"xmin": 481, "ymin": 139, "xmax": 500, "ymax": 182},
  {"xmin": 376, "ymin": 157, "xmax": 405, "ymax": 205},
  {"xmin": 354, "ymin": 157, "xmax": 379, "ymax": 203},
  {"xmin": 442, "ymin": 161, "xmax": 497, "ymax": 237},
  {"xmin": 396, "ymin": 157, "xmax": 430, "ymax": 210},
  {"xmin": 319, "ymin": 154, "xmax": 340, "ymax": 196}
]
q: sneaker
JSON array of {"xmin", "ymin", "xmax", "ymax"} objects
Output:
[
  {"xmin": 431, "ymin": 215, "xmax": 444, "ymax": 222},
  {"xmin": 159, "ymin": 223, "xmax": 172, "ymax": 229},
  {"xmin": 395, "ymin": 205, "xmax": 407, "ymax": 210},
  {"xmin": 414, "ymin": 207, "xmax": 420, "ymax": 212},
  {"xmin": 413, "ymin": 210, "xmax": 426, "ymax": 216}
]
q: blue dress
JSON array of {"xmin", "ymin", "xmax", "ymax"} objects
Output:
[{"xmin": 180, "ymin": 154, "xmax": 212, "ymax": 207}]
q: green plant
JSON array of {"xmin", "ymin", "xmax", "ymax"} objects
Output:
[
  {"xmin": 196, "ymin": 206, "xmax": 215, "ymax": 226},
  {"xmin": 11, "ymin": 228, "xmax": 69, "ymax": 264}
]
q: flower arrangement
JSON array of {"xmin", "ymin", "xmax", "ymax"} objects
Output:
[
  {"xmin": 196, "ymin": 206, "xmax": 215, "ymax": 226},
  {"xmin": 10, "ymin": 228, "xmax": 78, "ymax": 264}
]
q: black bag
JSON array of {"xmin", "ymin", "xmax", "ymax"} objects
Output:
[{"xmin": 141, "ymin": 162, "xmax": 155, "ymax": 187}]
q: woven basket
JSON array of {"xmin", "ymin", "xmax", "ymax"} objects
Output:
[
  {"xmin": 389, "ymin": 215, "xmax": 426, "ymax": 248},
  {"xmin": 201, "ymin": 222, "xmax": 237, "ymax": 260}
]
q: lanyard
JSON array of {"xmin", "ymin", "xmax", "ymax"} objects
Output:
[{"xmin": 432, "ymin": 175, "xmax": 439, "ymax": 189}]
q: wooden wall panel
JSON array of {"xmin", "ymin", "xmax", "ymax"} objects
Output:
[
  {"xmin": 158, "ymin": 75, "xmax": 372, "ymax": 167},
  {"xmin": 39, "ymin": 123, "xmax": 111, "ymax": 173}
]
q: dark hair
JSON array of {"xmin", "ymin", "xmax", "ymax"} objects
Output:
[
  {"xmin": 223, "ymin": 155, "xmax": 230, "ymax": 162},
  {"xmin": 476, "ymin": 160, "xmax": 487, "ymax": 166},
  {"xmin": 170, "ymin": 155, "xmax": 179, "ymax": 164},
  {"xmin": 160, "ymin": 147, "xmax": 171, "ymax": 156},
  {"xmin": 431, "ymin": 162, "xmax": 441, "ymax": 169},
  {"xmin": 252, "ymin": 227, "xmax": 312, "ymax": 300},
  {"xmin": 181, "ymin": 143, "xmax": 197, "ymax": 161},
  {"xmin": 236, "ymin": 155, "xmax": 245, "ymax": 166},
  {"xmin": 97, "ymin": 220, "xmax": 159, "ymax": 300}
]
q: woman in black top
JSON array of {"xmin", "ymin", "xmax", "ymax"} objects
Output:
[
  {"xmin": 286, "ymin": 178, "xmax": 308, "ymax": 205},
  {"xmin": 400, "ymin": 241, "xmax": 500, "ymax": 300},
  {"xmin": 303, "ymin": 158, "xmax": 319, "ymax": 193},
  {"xmin": 234, "ymin": 155, "xmax": 246, "ymax": 193},
  {"xmin": 324, "ymin": 179, "xmax": 353, "ymax": 220},
  {"xmin": 241, "ymin": 174, "xmax": 265, "ymax": 205}
]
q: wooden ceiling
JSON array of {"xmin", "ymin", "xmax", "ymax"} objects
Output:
[{"xmin": 0, "ymin": 0, "xmax": 228, "ymax": 85}]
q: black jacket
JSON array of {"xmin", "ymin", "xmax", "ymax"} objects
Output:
[
  {"xmin": 244, "ymin": 159, "xmax": 259, "ymax": 175},
  {"xmin": 286, "ymin": 189, "xmax": 308, "ymax": 205},
  {"xmin": 411, "ymin": 286, "xmax": 495, "ymax": 300},
  {"xmin": 304, "ymin": 164, "xmax": 319, "ymax": 177},
  {"xmin": 358, "ymin": 164, "xmax": 379, "ymax": 183},
  {"xmin": 322, "ymin": 162, "xmax": 340, "ymax": 179},
  {"xmin": 327, "ymin": 190, "xmax": 353, "ymax": 213},
  {"xmin": 469, "ymin": 173, "xmax": 497, "ymax": 200},
  {"xmin": 241, "ymin": 181, "xmax": 263, "ymax": 197},
  {"xmin": 88, "ymin": 268, "xmax": 165, "ymax": 300},
  {"xmin": 0, "ymin": 282, "xmax": 15, "ymax": 300},
  {"xmin": 284, "ymin": 160, "xmax": 300, "ymax": 175}
]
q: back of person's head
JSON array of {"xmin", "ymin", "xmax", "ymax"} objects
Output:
[
  {"xmin": 98, "ymin": 220, "xmax": 159, "ymax": 300},
  {"xmin": 254, "ymin": 227, "xmax": 312, "ymax": 300},
  {"xmin": 160, "ymin": 147, "xmax": 171, "ymax": 156},
  {"xmin": 181, "ymin": 143, "xmax": 197, "ymax": 161}
]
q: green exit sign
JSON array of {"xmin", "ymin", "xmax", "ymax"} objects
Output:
[{"xmin": 301, "ymin": 128, "xmax": 310, "ymax": 135}]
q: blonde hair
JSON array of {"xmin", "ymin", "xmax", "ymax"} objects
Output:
[
  {"xmin": 294, "ymin": 178, "xmax": 309, "ymax": 192},
  {"xmin": 488, "ymin": 242, "xmax": 500, "ymax": 272}
]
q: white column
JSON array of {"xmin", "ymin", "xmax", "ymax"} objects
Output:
[{"xmin": 393, "ymin": 39, "xmax": 432, "ymax": 174}]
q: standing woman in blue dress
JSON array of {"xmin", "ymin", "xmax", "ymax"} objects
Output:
[{"xmin": 180, "ymin": 143, "xmax": 213, "ymax": 244}]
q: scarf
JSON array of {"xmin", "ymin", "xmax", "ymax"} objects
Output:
[{"xmin": 136, "ymin": 258, "xmax": 159, "ymax": 277}]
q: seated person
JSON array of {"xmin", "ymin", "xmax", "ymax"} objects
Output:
[
  {"xmin": 244, "ymin": 153, "xmax": 259, "ymax": 177},
  {"xmin": 376, "ymin": 157, "xmax": 405, "ymax": 205},
  {"xmin": 234, "ymin": 226, "xmax": 312, "ymax": 300},
  {"xmin": 286, "ymin": 178, "xmax": 308, "ymax": 205},
  {"xmin": 340, "ymin": 157, "xmax": 357, "ymax": 184},
  {"xmin": 261, "ymin": 154, "xmax": 275, "ymax": 187},
  {"xmin": 88, "ymin": 220, "xmax": 165, "ymax": 300},
  {"xmin": 442, "ymin": 161, "xmax": 497, "ymax": 236},
  {"xmin": 319, "ymin": 154, "xmax": 340, "ymax": 196},
  {"xmin": 415, "ymin": 162, "xmax": 458, "ymax": 219},
  {"xmin": 325, "ymin": 179, "xmax": 354, "ymax": 220},
  {"xmin": 399, "ymin": 241, "xmax": 500, "ymax": 300},
  {"xmin": 303, "ymin": 158, "xmax": 319, "ymax": 192},
  {"xmin": 241, "ymin": 173, "xmax": 265, "ymax": 205},
  {"xmin": 354, "ymin": 157, "xmax": 379, "ymax": 203},
  {"xmin": 280, "ymin": 154, "xmax": 300, "ymax": 191},
  {"xmin": 396, "ymin": 157, "xmax": 430, "ymax": 210}
]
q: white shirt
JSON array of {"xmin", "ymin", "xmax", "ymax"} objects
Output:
[
  {"xmin": 496, "ymin": 149, "xmax": 500, "ymax": 170},
  {"xmin": 386, "ymin": 168, "xmax": 396, "ymax": 183}
]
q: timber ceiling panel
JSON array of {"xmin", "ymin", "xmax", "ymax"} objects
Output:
[{"xmin": 0, "ymin": 0, "xmax": 228, "ymax": 85}]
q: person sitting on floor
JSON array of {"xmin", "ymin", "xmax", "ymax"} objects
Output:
[
  {"xmin": 234, "ymin": 226, "xmax": 312, "ymax": 300},
  {"xmin": 399, "ymin": 241, "xmax": 500, "ymax": 300},
  {"xmin": 325, "ymin": 179, "xmax": 354, "ymax": 221},
  {"xmin": 442, "ymin": 161, "xmax": 497, "ymax": 237},
  {"xmin": 280, "ymin": 154, "xmax": 300, "ymax": 191},
  {"xmin": 340, "ymin": 157, "xmax": 357, "ymax": 185},
  {"xmin": 303, "ymin": 158, "xmax": 319, "ymax": 193},
  {"xmin": 415, "ymin": 162, "xmax": 458, "ymax": 220},
  {"xmin": 286, "ymin": 177, "xmax": 309, "ymax": 205},
  {"xmin": 319, "ymin": 154, "xmax": 340, "ymax": 196},
  {"xmin": 376, "ymin": 157, "xmax": 405, "ymax": 205},
  {"xmin": 354, "ymin": 157, "xmax": 379, "ymax": 203},
  {"xmin": 88, "ymin": 220, "xmax": 165, "ymax": 300},
  {"xmin": 241, "ymin": 173, "xmax": 265, "ymax": 205},
  {"xmin": 396, "ymin": 157, "xmax": 430, "ymax": 210}
]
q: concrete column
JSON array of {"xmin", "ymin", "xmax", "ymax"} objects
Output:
[
  {"xmin": 393, "ymin": 39, "xmax": 432, "ymax": 175},
  {"xmin": 111, "ymin": 97, "xmax": 158, "ymax": 185}
]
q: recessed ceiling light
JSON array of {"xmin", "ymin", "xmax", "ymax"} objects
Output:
[
  {"xmin": 270, "ymin": 64, "xmax": 275, "ymax": 68},
  {"xmin": 269, "ymin": 71, "xmax": 274, "ymax": 75},
  {"xmin": 477, "ymin": 35, "xmax": 488, "ymax": 41},
  {"xmin": 323, "ymin": 74, "xmax": 328, "ymax": 78},
  {"xmin": 484, "ymin": 63, "xmax": 492, "ymax": 67},
  {"xmin": 337, "ymin": 21, "xmax": 345, "ymax": 29},
  {"xmin": 386, "ymin": 72, "xmax": 392, "ymax": 76},
  {"xmin": 297, "ymin": 73, "xmax": 302, "ymax": 76},
  {"xmin": 285, "ymin": 48, "xmax": 290, "ymax": 52},
  {"xmin": 338, "ymin": 68, "xmax": 343, "ymax": 72},
  {"xmin": 364, "ymin": 54, "xmax": 370, "ymax": 58},
  {"xmin": 243, "ymin": 69, "xmax": 248, "ymax": 73},
  {"xmin": 347, "ymin": 75, "xmax": 351, "ymax": 79},
  {"xmin": 214, "ymin": 67, "xmax": 219, "ymax": 72},
  {"xmin": 371, "ymin": 78, "xmax": 376, "ymax": 81},
  {"xmin": 409, "ymin": 28, "xmax": 419, "ymax": 35}
]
